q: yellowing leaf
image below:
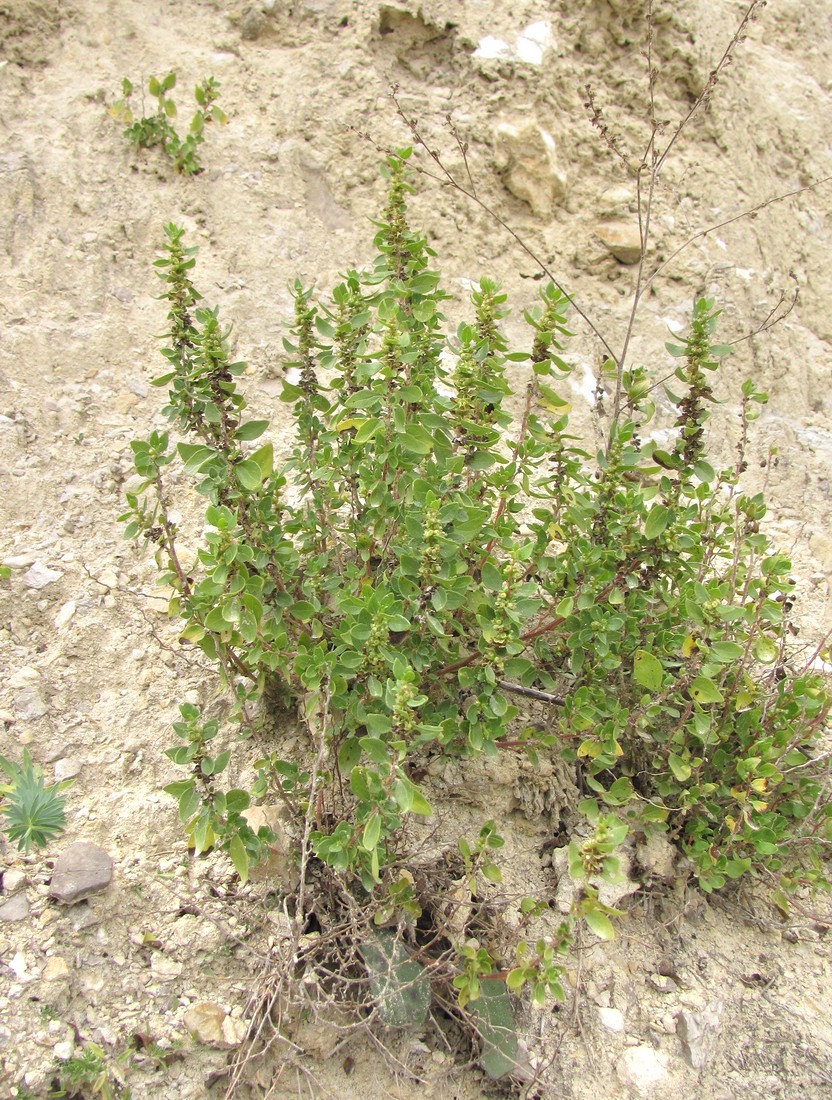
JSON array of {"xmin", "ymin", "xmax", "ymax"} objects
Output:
[
  {"xmin": 634, "ymin": 650, "xmax": 663, "ymax": 692},
  {"xmin": 690, "ymin": 676, "xmax": 724, "ymax": 705}
]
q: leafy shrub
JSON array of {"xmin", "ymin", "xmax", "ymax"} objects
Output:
[
  {"xmin": 109, "ymin": 72, "xmax": 226, "ymax": 175},
  {"xmin": 122, "ymin": 151, "xmax": 830, "ymax": 1052}
]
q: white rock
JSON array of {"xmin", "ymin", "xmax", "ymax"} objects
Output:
[
  {"xmin": 9, "ymin": 666, "xmax": 39, "ymax": 689},
  {"xmin": 616, "ymin": 1045, "xmax": 669, "ymax": 1094},
  {"xmin": 515, "ymin": 21, "xmax": 553, "ymax": 64},
  {"xmin": 494, "ymin": 120, "xmax": 567, "ymax": 217},
  {"xmin": 473, "ymin": 35, "xmax": 512, "ymax": 60},
  {"xmin": 473, "ymin": 21, "xmax": 553, "ymax": 65},
  {"xmin": 23, "ymin": 562, "xmax": 63, "ymax": 589},
  {"xmin": 3, "ymin": 553, "xmax": 37, "ymax": 568},
  {"xmin": 54, "ymin": 600, "xmax": 77, "ymax": 628},
  {"xmin": 599, "ymin": 1006, "xmax": 626, "ymax": 1032},
  {"xmin": 9, "ymin": 952, "xmax": 32, "ymax": 981},
  {"xmin": 53, "ymin": 1039, "xmax": 75, "ymax": 1061},
  {"xmin": 150, "ymin": 953, "xmax": 183, "ymax": 980},
  {"xmin": 2, "ymin": 869, "xmax": 27, "ymax": 894},
  {"xmin": 54, "ymin": 758, "xmax": 82, "ymax": 782}
]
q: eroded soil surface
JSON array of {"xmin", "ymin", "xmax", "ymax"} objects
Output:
[{"xmin": 2, "ymin": 0, "xmax": 832, "ymax": 1097}]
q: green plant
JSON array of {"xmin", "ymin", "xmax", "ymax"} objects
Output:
[
  {"xmin": 123, "ymin": 148, "xmax": 831, "ymax": 1077},
  {"xmin": 0, "ymin": 749, "xmax": 70, "ymax": 853},
  {"xmin": 109, "ymin": 72, "xmax": 226, "ymax": 175},
  {"xmin": 50, "ymin": 1042, "xmax": 130, "ymax": 1099},
  {"xmin": 126, "ymin": 153, "xmax": 831, "ymax": 896}
]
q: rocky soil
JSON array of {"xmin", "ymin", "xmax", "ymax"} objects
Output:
[{"xmin": 1, "ymin": 0, "xmax": 832, "ymax": 1097}]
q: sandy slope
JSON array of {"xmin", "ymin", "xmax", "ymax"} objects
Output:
[{"xmin": 1, "ymin": 0, "xmax": 832, "ymax": 1096}]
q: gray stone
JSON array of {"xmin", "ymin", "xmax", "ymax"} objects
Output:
[
  {"xmin": 53, "ymin": 758, "xmax": 82, "ymax": 782},
  {"xmin": 14, "ymin": 686, "xmax": 47, "ymax": 721},
  {"xmin": 677, "ymin": 1002, "xmax": 723, "ymax": 1069},
  {"xmin": 0, "ymin": 894, "xmax": 30, "ymax": 922},
  {"xmin": 239, "ymin": 5, "xmax": 267, "ymax": 40},
  {"xmin": 22, "ymin": 562, "xmax": 63, "ymax": 589},
  {"xmin": 636, "ymin": 832, "xmax": 678, "ymax": 882},
  {"xmin": 49, "ymin": 842, "xmax": 113, "ymax": 904},
  {"xmin": 494, "ymin": 120, "xmax": 566, "ymax": 217}
]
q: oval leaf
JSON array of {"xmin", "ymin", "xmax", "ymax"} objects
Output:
[
  {"xmin": 690, "ymin": 676, "xmax": 724, "ymax": 705},
  {"xmin": 644, "ymin": 504, "xmax": 671, "ymax": 540},
  {"xmin": 634, "ymin": 650, "xmax": 663, "ymax": 692}
]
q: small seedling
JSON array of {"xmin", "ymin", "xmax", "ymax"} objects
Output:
[
  {"xmin": 0, "ymin": 749, "xmax": 70, "ymax": 853},
  {"xmin": 50, "ymin": 1041, "xmax": 130, "ymax": 1099},
  {"xmin": 110, "ymin": 72, "xmax": 226, "ymax": 175}
]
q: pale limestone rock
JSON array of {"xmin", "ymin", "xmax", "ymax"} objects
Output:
[
  {"xmin": 54, "ymin": 600, "xmax": 76, "ymax": 628},
  {"xmin": 494, "ymin": 120, "xmax": 566, "ymax": 217},
  {"xmin": 597, "ymin": 185, "xmax": 636, "ymax": 219},
  {"xmin": 616, "ymin": 1045, "xmax": 670, "ymax": 1094},
  {"xmin": 636, "ymin": 832, "xmax": 677, "ymax": 882},
  {"xmin": 598, "ymin": 1006, "xmax": 625, "ymax": 1032},
  {"xmin": 677, "ymin": 1002, "xmax": 723, "ymax": 1068},
  {"xmin": 42, "ymin": 956, "xmax": 71, "ymax": 982},
  {"xmin": 3, "ymin": 869, "xmax": 27, "ymax": 894},
  {"xmin": 23, "ymin": 562, "xmax": 63, "ymax": 589},
  {"xmin": 594, "ymin": 221, "xmax": 643, "ymax": 264},
  {"xmin": 184, "ymin": 1001, "xmax": 247, "ymax": 1048}
]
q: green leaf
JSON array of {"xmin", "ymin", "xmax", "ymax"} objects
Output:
[
  {"xmin": 354, "ymin": 418, "xmax": 383, "ymax": 444},
  {"xmin": 709, "ymin": 641, "xmax": 744, "ymax": 663},
  {"xmin": 338, "ymin": 738, "xmax": 361, "ymax": 773},
  {"xmin": 290, "ymin": 600, "xmax": 316, "ymax": 621},
  {"xmin": 359, "ymin": 737, "xmax": 390, "ymax": 765},
  {"xmin": 398, "ymin": 426, "xmax": 434, "ymax": 455},
  {"xmin": 236, "ymin": 458, "xmax": 263, "ymax": 491},
  {"xmin": 481, "ymin": 862, "xmax": 502, "ymax": 884},
  {"xmin": 229, "ymin": 835, "xmax": 249, "ymax": 885},
  {"xmin": 362, "ymin": 812, "xmax": 382, "ymax": 851},
  {"xmin": 753, "ymin": 636, "xmax": 779, "ymax": 664},
  {"xmin": 634, "ymin": 650, "xmax": 663, "ymax": 692},
  {"xmin": 408, "ymin": 272, "xmax": 440, "ymax": 294},
  {"xmin": 644, "ymin": 504, "xmax": 671, "ymax": 540},
  {"xmin": 250, "ymin": 442, "xmax": 274, "ymax": 480},
  {"xmin": 177, "ymin": 442, "xmax": 215, "ymax": 474},
  {"xmin": 583, "ymin": 908, "xmax": 615, "ymax": 941},
  {"xmin": 690, "ymin": 676, "xmax": 724, "ymax": 705},
  {"xmin": 481, "ymin": 561, "xmax": 503, "ymax": 592},
  {"xmin": 234, "ymin": 420, "xmax": 269, "ymax": 441},
  {"xmin": 225, "ymin": 790, "xmax": 250, "ymax": 814},
  {"xmin": 602, "ymin": 777, "xmax": 635, "ymax": 805},
  {"xmin": 394, "ymin": 775, "xmax": 432, "ymax": 816},
  {"xmin": 668, "ymin": 752, "xmax": 692, "ymax": 782}
]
